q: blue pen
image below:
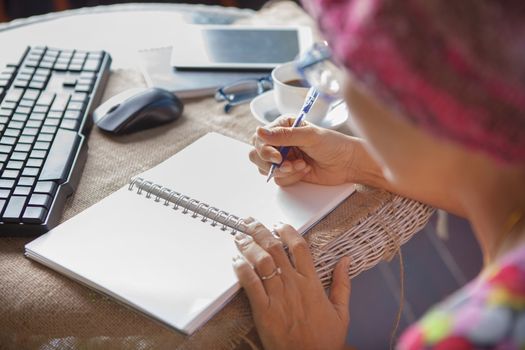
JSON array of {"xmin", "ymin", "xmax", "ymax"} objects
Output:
[{"xmin": 266, "ymin": 87, "xmax": 320, "ymax": 183}]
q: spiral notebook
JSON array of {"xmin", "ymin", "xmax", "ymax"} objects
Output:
[{"xmin": 25, "ymin": 133, "xmax": 355, "ymax": 334}]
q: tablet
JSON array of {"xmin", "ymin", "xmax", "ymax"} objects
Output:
[{"xmin": 170, "ymin": 25, "xmax": 313, "ymax": 70}]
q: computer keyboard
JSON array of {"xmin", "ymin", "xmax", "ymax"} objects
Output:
[{"xmin": 0, "ymin": 46, "xmax": 111, "ymax": 235}]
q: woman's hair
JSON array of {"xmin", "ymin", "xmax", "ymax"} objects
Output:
[{"xmin": 306, "ymin": 0, "xmax": 525, "ymax": 162}]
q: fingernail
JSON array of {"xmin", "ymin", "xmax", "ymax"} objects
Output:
[
  {"xmin": 234, "ymin": 232, "xmax": 253, "ymax": 248},
  {"xmin": 342, "ymin": 256, "xmax": 351, "ymax": 268},
  {"xmin": 303, "ymin": 165, "xmax": 311, "ymax": 173},
  {"xmin": 258, "ymin": 127, "xmax": 271, "ymax": 136},
  {"xmin": 270, "ymin": 155, "xmax": 281, "ymax": 164},
  {"xmin": 232, "ymin": 255, "xmax": 244, "ymax": 265},
  {"xmin": 280, "ymin": 163, "xmax": 292, "ymax": 173},
  {"xmin": 294, "ymin": 161, "xmax": 306, "ymax": 170}
]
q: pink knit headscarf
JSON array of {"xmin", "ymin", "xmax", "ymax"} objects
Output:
[{"xmin": 305, "ymin": 0, "xmax": 525, "ymax": 162}]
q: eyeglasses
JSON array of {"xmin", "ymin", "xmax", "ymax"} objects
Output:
[
  {"xmin": 296, "ymin": 42, "xmax": 344, "ymax": 101},
  {"xmin": 215, "ymin": 76, "xmax": 273, "ymax": 113}
]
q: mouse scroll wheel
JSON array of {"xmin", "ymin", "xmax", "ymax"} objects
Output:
[{"xmin": 107, "ymin": 104, "xmax": 120, "ymax": 114}]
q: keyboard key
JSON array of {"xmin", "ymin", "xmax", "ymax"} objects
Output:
[
  {"xmin": 29, "ymin": 193, "xmax": 52, "ymax": 208},
  {"xmin": 18, "ymin": 176, "xmax": 35, "ymax": 187},
  {"xmin": 54, "ymin": 62, "xmax": 69, "ymax": 71},
  {"xmin": 17, "ymin": 72, "xmax": 32, "ymax": 81},
  {"xmin": 22, "ymin": 206, "xmax": 48, "ymax": 224},
  {"xmin": 0, "ymin": 189, "xmax": 10, "ymax": 198},
  {"xmin": 19, "ymin": 67, "xmax": 35, "ymax": 76},
  {"xmin": 26, "ymin": 158, "xmax": 43, "ymax": 167},
  {"xmin": 14, "ymin": 143, "xmax": 31, "ymax": 152},
  {"xmin": 8, "ymin": 121, "xmax": 24, "ymax": 129},
  {"xmin": 23, "ymin": 89, "xmax": 40, "ymax": 100},
  {"xmin": 34, "ymin": 181, "xmax": 57, "ymax": 196},
  {"xmin": 15, "ymin": 106, "xmax": 31, "ymax": 115},
  {"xmin": 2, "ymin": 169, "xmax": 19, "ymax": 178},
  {"xmin": 19, "ymin": 136, "xmax": 35, "ymax": 144},
  {"xmin": 22, "ymin": 127, "xmax": 39, "ymax": 136},
  {"xmin": 25, "ymin": 58, "xmax": 40, "ymax": 67},
  {"xmin": 6, "ymin": 161, "xmax": 23, "ymax": 170},
  {"xmin": 36, "ymin": 133, "xmax": 52, "ymax": 142},
  {"xmin": 0, "ymin": 136, "xmax": 16, "ymax": 145},
  {"xmin": 75, "ymin": 84, "xmax": 91, "ymax": 93},
  {"xmin": 2, "ymin": 195, "xmax": 26, "ymax": 222},
  {"xmin": 64, "ymin": 110, "xmax": 82, "ymax": 120},
  {"xmin": 60, "ymin": 119, "xmax": 79, "ymax": 130},
  {"xmin": 67, "ymin": 102, "xmax": 84, "ymax": 111},
  {"xmin": 34, "ymin": 141, "xmax": 50, "ymax": 150},
  {"xmin": 30, "ymin": 150, "xmax": 46, "ymax": 158},
  {"xmin": 29, "ymin": 81, "xmax": 46, "ymax": 90},
  {"xmin": 41, "ymin": 126, "xmax": 57, "ymax": 134},
  {"xmin": 0, "ymin": 108, "xmax": 12, "ymax": 117},
  {"xmin": 71, "ymin": 92, "xmax": 87, "ymax": 102},
  {"xmin": 69, "ymin": 64, "xmax": 83, "ymax": 72},
  {"xmin": 40, "ymin": 61, "xmax": 54, "ymax": 69},
  {"xmin": 4, "ymin": 129, "xmax": 20, "ymax": 138},
  {"xmin": 36, "ymin": 92, "xmax": 55, "ymax": 106},
  {"xmin": 39, "ymin": 129, "xmax": 80, "ymax": 184},
  {"xmin": 50, "ymin": 94, "xmax": 70, "ymax": 112},
  {"xmin": 29, "ymin": 112, "xmax": 45, "ymax": 121},
  {"xmin": 14, "ymin": 80, "xmax": 29, "ymax": 89},
  {"xmin": 35, "ymin": 68, "xmax": 50, "ymax": 77},
  {"xmin": 62, "ymin": 76, "xmax": 77, "ymax": 87},
  {"xmin": 19, "ymin": 99, "xmax": 35, "ymax": 108},
  {"xmin": 5, "ymin": 88, "xmax": 23, "ymax": 102},
  {"xmin": 0, "ymin": 179, "xmax": 15, "ymax": 189},
  {"xmin": 47, "ymin": 111, "xmax": 62, "ymax": 119},
  {"xmin": 0, "ymin": 199, "xmax": 5, "ymax": 215},
  {"xmin": 12, "ymin": 113, "xmax": 29, "ymax": 122},
  {"xmin": 44, "ymin": 118, "xmax": 60, "ymax": 127},
  {"xmin": 21, "ymin": 167, "xmax": 39, "ymax": 177},
  {"xmin": 11, "ymin": 152, "xmax": 28, "ymax": 161},
  {"xmin": 26, "ymin": 120, "xmax": 42, "ymax": 128},
  {"xmin": 1, "ymin": 101, "xmax": 17, "ymax": 109},
  {"xmin": 31, "ymin": 75, "xmax": 48, "ymax": 83},
  {"xmin": 0, "ymin": 145, "xmax": 12, "ymax": 153},
  {"xmin": 13, "ymin": 186, "xmax": 31, "ymax": 196},
  {"xmin": 0, "ymin": 154, "xmax": 6, "ymax": 162},
  {"xmin": 83, "ymin": 59, "xmax": 101, "ymax": 71}
]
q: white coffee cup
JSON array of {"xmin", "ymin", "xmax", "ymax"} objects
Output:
[{"xmin": 271, "ymin": 61, "xmax": 331, "ymax": 125}]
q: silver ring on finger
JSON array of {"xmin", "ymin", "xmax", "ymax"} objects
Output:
[{"xmin": 260, "ymin": 267, "xmax": 282, "ymax": 281}]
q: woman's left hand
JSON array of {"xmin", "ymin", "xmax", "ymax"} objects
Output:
[{"xmin": 232, "ymin": 219, "xmax": 352, "ymax": 350}]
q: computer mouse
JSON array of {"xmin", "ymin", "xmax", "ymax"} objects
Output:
[{"xmin": 93, "ymin": 87, "xmax": 183, "ymax": 134}]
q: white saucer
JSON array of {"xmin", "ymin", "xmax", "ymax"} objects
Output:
[{"xmin": 249, "ymin": 90, "xmax": 349, "ymax": 130}]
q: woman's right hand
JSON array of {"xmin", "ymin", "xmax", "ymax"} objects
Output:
[{"xmin": 250, "ymin": 116, "xmax": 375, "ymax": 187}]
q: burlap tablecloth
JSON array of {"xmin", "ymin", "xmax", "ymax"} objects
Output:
[{"xmin": 0, "ymin": 3, "xmax": 433, "ymax": 349}]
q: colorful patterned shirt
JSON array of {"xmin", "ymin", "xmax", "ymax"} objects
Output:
[{"xmin": 397, "ymin": 244, "xmax": 525, "ymax": 349}]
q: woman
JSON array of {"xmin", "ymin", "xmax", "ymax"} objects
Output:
[{"xmin": 232, "ymin": 0, "xmax": 525, "ymax": 349}]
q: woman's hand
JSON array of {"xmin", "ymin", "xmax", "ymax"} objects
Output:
[
  {"xmin": 249, "ymin": 116, "xmax": 378, "ymax": 187},
  {"xmin": 232, "ymin": 219, "xmax": 351, "ymax": 350}
]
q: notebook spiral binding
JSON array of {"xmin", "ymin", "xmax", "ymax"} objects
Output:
[{"xmin": 128, "ymin": 177, "xmax": 248, "ymax": 234}]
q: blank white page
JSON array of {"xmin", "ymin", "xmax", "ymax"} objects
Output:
[
  {"xmin": 26, "ymin": 132, "xmax": 355, "ymax": 334},
  {"xmin": 140, "ymin": 132, "xmax": 355, "ymax": 231}
]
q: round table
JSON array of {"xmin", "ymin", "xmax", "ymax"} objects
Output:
[
  {"xmin": 0, "ymin": 3, "xmax": 253, "ymax": 70},
  {"xmin": 0, "ymin": 3, "xmax": 434, "ymax": 349}
]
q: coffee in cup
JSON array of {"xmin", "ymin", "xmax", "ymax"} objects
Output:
[{"xmin": 271, "ymin": 61, "xmax": 331, "ymax": 125}]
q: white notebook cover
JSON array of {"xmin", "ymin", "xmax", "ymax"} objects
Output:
[{"xmin": 25, "ymin": 132, "xmax": 355, "ymax": 334}]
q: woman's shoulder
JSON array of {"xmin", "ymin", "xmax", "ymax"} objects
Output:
[{"xmin": 397, "ymin": 244, "xmax": 525, "ymax": 349}]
